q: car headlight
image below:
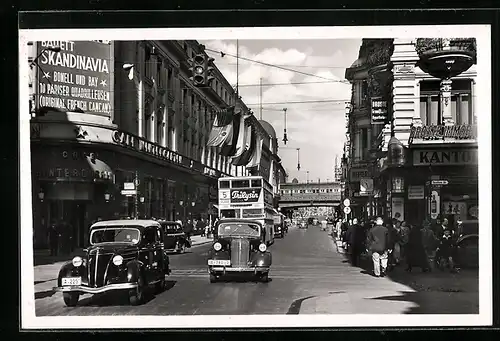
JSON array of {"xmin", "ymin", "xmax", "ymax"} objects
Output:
[
  {"xmin": 213, "ymin": 242, "xmax": 222, "ymax": 251},
  {"xmin": 113, "ymin": 255, "xmax": 123, "ymax": 266},
  {"xmin": 258, "ymin": 243, "xmax": 267, "ymax": 252},
  {"xmin": 72, "ymin": 256, "xmax": 83, "ymax": 267}
]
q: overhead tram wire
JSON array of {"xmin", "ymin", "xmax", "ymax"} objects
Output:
[{"xmin": 204, "ymin": 48, "xmax": 349, "ymax": 83}]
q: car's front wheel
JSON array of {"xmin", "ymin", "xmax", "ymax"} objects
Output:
[
  {"xmin": 259, "ymin": 272, "xmax": 269, "ymax": 283},
  {"xmin": 155, "ymin": 273, "xmax": 166, "ymax": 293},
  {"xmin": 129, "ymin": 275, "xmax": 145, "ymax": 305},
  {"xmin": 63, "ymin": 292, "xmax": 80, "ymax": 307},
  {"xmin": 209, "ymin": 273, "xmax": 219, "ymax": 283}
]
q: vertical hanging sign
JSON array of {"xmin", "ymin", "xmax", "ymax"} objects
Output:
[{"xmin": 371, "ymin": 97, "xmax": 388, "ymax": 125}]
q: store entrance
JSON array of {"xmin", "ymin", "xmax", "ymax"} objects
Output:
[{"xmin": 48, "ymin": 200, "xmax": 88, "ymax": 250}]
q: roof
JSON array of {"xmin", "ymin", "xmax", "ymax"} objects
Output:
[
  {"xmin": 258, "ymin": 120, "xmax": 277, "ymax": 139},
  {"xmin": 91, "ymin": 219, "xmax": 160, "ymax": 229}
]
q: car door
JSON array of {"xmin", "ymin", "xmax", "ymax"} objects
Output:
[
  {"xmin": 154, "ymin": 226, "xmax": 166, "ymax": 276},
  {"xmin": 142, "ymin": 227, "xmax": 157, "ymax": 284}
]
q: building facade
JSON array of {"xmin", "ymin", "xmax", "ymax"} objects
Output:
[
  {"xmin": 344, "ymin": 38, "xmax": 478, "ymax": 226},
  {"xmin": 28, "ymin": 39, "xmax": 285, "ymax": 250}
]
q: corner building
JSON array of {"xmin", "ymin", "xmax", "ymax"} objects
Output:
[
  {"xmin": 345, "ymin": 38, "xmax": 478, "ymax": 226},
  {"xmin": 29, "ymin": 40, "xmax": 263, "ymax": 250}
]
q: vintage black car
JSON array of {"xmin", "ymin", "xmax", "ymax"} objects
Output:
[
  {"xmin": 455, "ymin": 220, "xmax": 479, "ymax": 268},
  {"xmin": 208, "ymin": 219, "xmax": 272, "ymax": 283},
  {"xmin": 159, "ymin": 220, "xmax": 190, "ymax": 253},
  {"xmin": 53, "ymin": 219, "xmax": 170, "ymax": 307}
]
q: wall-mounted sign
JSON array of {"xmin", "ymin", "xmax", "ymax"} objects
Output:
[
  {"xmin": 408, "ymin": 185, "xmax": 425, "ymax": 200},
  {"xmin": 36, "ymin": 41, "xmax": 112, "ymax": 116},
  {"xmin": 430, "ymin": 190, "xmax": 440, "ymax": 219},
  {"xmin": 371, "ymin": 97, "xmax": 388, "ymax": 125},
  {"xmin": 413, "ymin": 148, "xmax": 478, "ymax": 166},
  {"xmin": 350, "ymin": 168, "xmax": 370, "ymax": 182},
  {"xmin": 230, "ymin": 189, "xmax": 262, "ymax": 203},
  {"xmin": 123, "ymin": 182, "xmax": 135, "ymax": 190},
  {"xmin": 360, "ymin": 178, "xmax": 373, "ymax": 195},
  {"xmin": 391, "ymin": 197, "xmax": 405, "ymax": 221},
  {"xmin": 409, "ymin": 124, "xmax": 476, "ymax": 142}
]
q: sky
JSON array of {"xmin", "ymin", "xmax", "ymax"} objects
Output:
[{"xmin": 199, "ymin": 39, "xmax": 362, "ymax": 183}]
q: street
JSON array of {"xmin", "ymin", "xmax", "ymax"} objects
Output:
[{"xmin": 34, "ymin": 225, "xmax": 478, "ymax": 316}]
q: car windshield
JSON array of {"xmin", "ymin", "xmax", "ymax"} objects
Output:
[
  {"xmin": 218, "ymin": 222, "xmax": 260, "ymax": 237},
  {"xmin": 90, "ymin": 226, "xmax": 141, "ymax": 245},
  {"xmin": 164, "ymin": 224, "xmax": 182, "ymax": 234}
]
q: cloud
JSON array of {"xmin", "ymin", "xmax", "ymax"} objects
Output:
[{"xmin": 200, "ymin": 39, "xmax": 360, "ymax": 181}]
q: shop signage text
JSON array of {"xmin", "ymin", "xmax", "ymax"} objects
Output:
[
  {"xmin": 409, "ymin": 124, "xmax": 476, "ymax": 142},
  {"xmin": 112, "ymin": 130, "xmax": 183, "ymax": 164},
  {"xmin": 350, "ymin": 168, "xmax": 370, "ymax": 182},
  {"xmin": 408, "ymin": 185, "xmax": 425, "ymax": 200},
  {"xmin": 36, "ymin": 41, "xmax": 112, "ymax": 116},
  {"xmin": 38, "ymin": 168, "xmax": 112, "ymax": 180},
  {"xmin": 371, "ymin": 97, "xmax": 388, "ymax": 125},
  {"xmin": 413, "ymin": 149, "xmax": 478, "ymax": 166},
  {"xmin": 230, "ymin": 189, "xmax": 262, "ymax": 203}
]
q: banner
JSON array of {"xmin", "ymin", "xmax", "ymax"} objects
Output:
[{"xmin": 36, "ymin": 41, "xmax": 113, "ymax": 116}]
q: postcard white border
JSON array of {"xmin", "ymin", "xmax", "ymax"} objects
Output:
[{"xmin": 20, "ymin": 25, "xmax": 492, "ymax": 329}]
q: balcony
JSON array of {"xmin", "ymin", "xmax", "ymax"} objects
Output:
[{"xmin": 415, "ymin": 38, "xmax": 476, "ymax": 79}]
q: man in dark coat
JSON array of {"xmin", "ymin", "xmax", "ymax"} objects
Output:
[
  {"xmin": 349, "ymin": 218, "xmax": 366, "ymax": 266},
  {"xmin": 184, "ymin": 219, "xmax": 194, "ymax": 242},
  {"xmin": 366, "ymin": 216, "xmax": 391, "ymax": 277},
  {"xmin": 405, "ymin": 224, "xmax": 431, "ymax": 272},
  {"xmin": 48, "ymin": 220, "xmax": 60, "ymax": 256}
]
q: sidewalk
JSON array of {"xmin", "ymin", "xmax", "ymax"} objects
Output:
[
  {"xmin": 299, "ymin": 236, "xmax": 479, "ymax": 314},
  {"xmin": 33, "ymin": 235, "xmax": 213, "ymax": 284}
]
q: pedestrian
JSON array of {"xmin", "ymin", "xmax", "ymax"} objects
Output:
[
  {"xmin": 398, "ymin": 221, "xmax": 410, "ymax": 263},
  {"xmin": 421, "ymin": 220, "xmax": 439, "ymax": 268},
  {"xmin": 435, "ymin": 228, "xmax": 458, "ymax": 273},
  {"xmin": 386, "ymin": 217, "xmax": 399, "ymax": 271},
  {"xmin": 345, "ymin": 219, "xmax": 355, "ymax": 254},
  {"xmin": 366, "ymin": 216, "xmax": 391, "ymax": 277},
  {"xmin": 405, "ymin": 223, "xmax": 431, "ymax": 272},
  {"xmin": 184, "ymin": 219, "xmax": 194, "ymax": 242},
  {"xmin": 349, "ymin": 218, "xmax": 365, "ymax": 267},
  {"xmin": 196, "ymin": 218, "xmax": 206, "ymax": 237},
  {"xmin": 48, "ymin": 219, "xmax": 60, "ymax": 256}
]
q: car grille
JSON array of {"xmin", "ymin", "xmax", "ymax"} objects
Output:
[
  {"xmin": 88, "ymin": 250, "xmax": 114, "ymax": 288},
  {"xmin": 231, "ymin": 239, "xmax": 250, "ymax": 267}
]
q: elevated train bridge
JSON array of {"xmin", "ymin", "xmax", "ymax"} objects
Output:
[{"xmin": 277, "ymin": 181, "xmax": 342, "ymax": 210}]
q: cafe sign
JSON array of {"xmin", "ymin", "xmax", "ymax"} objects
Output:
[
  {"xmin": 413, "ymin": 148, "xmax": 478, "ymax": 166},
  {"xmin": 350, "ymin": 167, "xmax": 370, "ymax": 182},
  {"xmin": 409, "ymin": 124, "xmax": 476, "ymax": 143},
  {"xmin": 36, "ymin": 41, "xmax": 113, "ymax": 116}
]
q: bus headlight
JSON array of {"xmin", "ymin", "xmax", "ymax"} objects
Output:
[
  {"xmin": 72, "ymin": 256, "xmax": 83, "ymax": 267},
  {"xmin": 113, "ymin": 255, "xmax": 123, "ymax": 266},
  {"xmin": 214, "ymin": 242, "xmax": 222, "ymax": 251},
  {"xmin": 258, "ymin": 243, "xmax": 267, "ymax": 252}
]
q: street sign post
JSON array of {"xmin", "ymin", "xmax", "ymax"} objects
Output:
[
  {"xmin": 431, "ymin": 180, "xmax": 448, "ymax": 185},
  {"xmin": 343, "ymin": 206, "xmax": 351, "ymax": 215},
  {"xmin": 121, "ymin": 189, "xmax": 137, "ymax": 196}
]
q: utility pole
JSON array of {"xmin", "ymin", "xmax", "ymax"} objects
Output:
[
  {"xmin": 236, "ymin": 39, "xmax": 239, "ymax": 98},
  {"xmin": 259, "ymin": 77, "xmax": 263, "ymax": 120}
]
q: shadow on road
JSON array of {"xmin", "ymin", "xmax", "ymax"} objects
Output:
[
  {"xmin": 35, "ymin": 290, "xmax": 56, "ymax": 300},
  {"xmin": 286, "ymin": 295, "xmax": 316, "ymax": 314},
  {"xmin": 340, "ymin": 247, "xmax": 479, "ymax": 314}
]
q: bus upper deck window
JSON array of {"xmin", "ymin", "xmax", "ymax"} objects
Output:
[
  {"xmin": 220, "ymin": 180, "xmax": 230, "ymax": 189},
  {"xmin": 251, "ymin": 180, "xmax": 262, "ymax": 187},
  {"xmin": 232, "ymin": 180, "xmax": 250, "ymax": 188}
]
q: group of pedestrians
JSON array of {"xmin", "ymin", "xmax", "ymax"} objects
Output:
[{"xmin": 333, "ymin": 215, "xmax": 460, "ymax": 277}]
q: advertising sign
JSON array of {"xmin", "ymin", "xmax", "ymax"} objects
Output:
[
  {"xmin": 408, "ymin": 185, "xmax": 425, "ymax": 200},
  {"xmin": 36, "ymin": 41, "xmax": 113, "ymax": 116},
  {"xmin": 359, "ymin": 178, "xmax": 373, "ymax": 195},
  {"xmin": 430, "ymin": 190, "xmax": 440, "ymax": 220},
  {"xmin": 409, "ymin": 124, "xmax": 476, "ymax": 142},
  {"xmin": 230, "ymin": 188, "xmax": 262, "ymax": 203},
  {"xmin": 391, "ymin": 197, "xmax": 404, "ymax": 221},
  {"xmin": 371, "ymin": 97, "xmax": 388, "ymax": 125}
]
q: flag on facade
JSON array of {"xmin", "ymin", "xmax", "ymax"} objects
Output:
[
  {"xmin": 220, "ymin": 111, "xmax": 243, "ymax": 156},
  {"xmin": 231, "ymin": 125, "xmax": 256, "ymax": 166},
  {"xmin": 230, "ymin": 114, "xmax": 248, "ymax": 159},
  {"xmin": 206, "ymin": 106, "xmax": 235, "ymax": 147},
  {"xmin": 247, "ymin": 135, "xmax": 263, "ymax": 168}
]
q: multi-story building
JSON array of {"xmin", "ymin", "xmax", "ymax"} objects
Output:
[
  {"xmin": 345, "ymin": 38, "xmax": 478, "ymax": 226},
  {"xmin": 28, "ymin": 39, "xmax": 285, "ymax": 250}
]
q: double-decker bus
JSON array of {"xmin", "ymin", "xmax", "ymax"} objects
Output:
[{"xmin": 217, "ymin": 176, "xmax": 275, "ymax": 246}]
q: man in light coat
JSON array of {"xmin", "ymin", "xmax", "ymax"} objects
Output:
[{"xmin": 366, "ymin": 216, "xmax": 391, "ymax": 277}]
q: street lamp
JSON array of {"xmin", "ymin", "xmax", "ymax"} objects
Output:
[
  {"xmin": 38, "ymin": 188, "xmax": 45, "ymax": 202},
  {"xmin": 104, "ymin": 192, "xmax": 111, "ymax": 202}
]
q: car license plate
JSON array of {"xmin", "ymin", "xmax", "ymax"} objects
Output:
[
  {"xmin": 62, "ymin": 277, "xmax": 82, "ymax": 286},
  {"xmin": 208, "ymin": 259, "xmax": 230, "ymax": 266}
]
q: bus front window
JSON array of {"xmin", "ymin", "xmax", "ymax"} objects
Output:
[{"xmin": 220, "ymin": 209, "xmax": 240, "ymax": 218}]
